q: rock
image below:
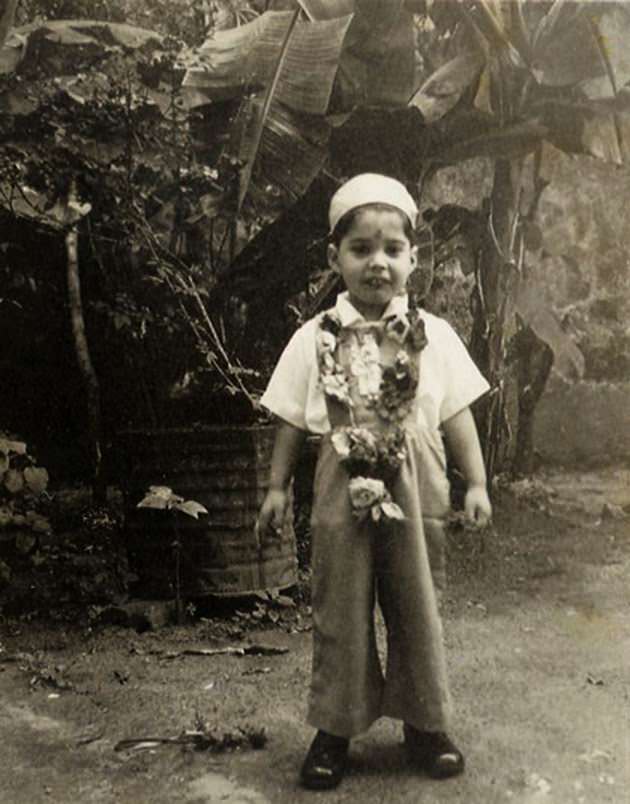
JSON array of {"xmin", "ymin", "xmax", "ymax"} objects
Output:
[{"xmin": 95, "ymin": 600, "xmax": 174, "ymax": 631}]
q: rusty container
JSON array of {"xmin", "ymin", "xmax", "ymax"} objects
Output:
[{"xmin": 119, "ymin": 426, "xmax": 297, "ymax": 597}]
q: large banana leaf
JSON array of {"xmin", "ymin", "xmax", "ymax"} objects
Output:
[
  {"xmin": 528, "ymin": 93, "xmax": 630, "ymax": 165},
  {"xmin": 515, "ymin": 280, "xmax": 584, "ymax": 380},
  {"xmin": 235, "ymin": 8, "xmax": 300, "ymax": 211},
  {"xmin": 429, "ymin": 116, "xmax": 548, "ymax": 165},
  {"xmin": 332, "ymin": 0, "xmax": 415, "ymax": 108},
  {"xmin": 581, "ymin": 4, "xmax": 630, "ymax": 99},
  {"xmin": 410, "ymin": 50, "xmax": 485, "ymax": 123},
  {"xmin": 234, "ymin": 95, "xmax": 331, "ymax": 210},
  {"xmin": 181, "ymin": 10, "xmax": 352, "ymax": 115},
  {"xmin": 297, "ymin": 0, "xmax": 354, "ymax": 20},
  {"xmin": 531, "ymin": 5, "xmax": 605, "ymax": 87}
]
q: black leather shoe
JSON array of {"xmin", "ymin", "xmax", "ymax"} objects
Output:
[
  {"xmin": 403, "ymin": 725, "xmax": 465, "ymax": 779},
  {"xmin": 300, "ymin": 730, "xmax": 349, "ymax": 790}
]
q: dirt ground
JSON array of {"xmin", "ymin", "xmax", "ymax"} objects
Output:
[{"xmin": 1, "ymin": 466, "xmax": 629, "ymax": 804}]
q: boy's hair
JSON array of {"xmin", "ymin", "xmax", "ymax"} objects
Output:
[{"xmin": 330, "ymin": 203, "xmax": 416, "ymax": 247}]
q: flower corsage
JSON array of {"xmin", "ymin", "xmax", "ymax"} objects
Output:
[{"xmin": 316, "ymin": 303, "xmax": 428, "ymax": 527}]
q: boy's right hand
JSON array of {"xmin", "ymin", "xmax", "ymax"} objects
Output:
[{"xmin": 256, "ymin": 488, "xmax": 289, "ymax": 537}]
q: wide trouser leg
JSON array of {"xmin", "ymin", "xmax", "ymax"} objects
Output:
[
  {"xmin": 307, "ymin": 441, "xmax": 384, "ymax": 738},
  {"xmin": 423, "ymin": 517, "xmax": 447, "ymax": 608},
  {"xmin": 377, "ymin": 436, "xmax": 453, "ymax": 733},
  {"xmin": 307, "ymin": 431, "xmax": 452, "ymax": 737}
]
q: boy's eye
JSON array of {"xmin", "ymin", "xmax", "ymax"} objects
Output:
[
  {"xmin": 350, "ymin": 245, "xmax": 371, "ymax": 256},
  {"xmin": 386, "ymin": 245, "xmax": 404, "ymax": 257}
]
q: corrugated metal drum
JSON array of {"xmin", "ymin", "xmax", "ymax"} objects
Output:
[{"xmin": 120, "ymin": 426, "xmax": 298, "ymax": 597}]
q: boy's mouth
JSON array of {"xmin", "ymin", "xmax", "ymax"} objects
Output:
[{"xmin": 364, "ymin": 276, "xmax": 390, "ymax": 289}]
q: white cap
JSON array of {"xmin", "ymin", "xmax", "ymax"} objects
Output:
[{"xmin": 328, "ymin": 173, "xmax": 418, "ymax": 234}]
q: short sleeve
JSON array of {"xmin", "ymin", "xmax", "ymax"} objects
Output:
[
  {"xmin": 436, "ymin": 319, "xmax": 490, "ymax": 423},
  {"xmin": 259, "ymin": 324, "xmax": 314, "ymax": 430}
]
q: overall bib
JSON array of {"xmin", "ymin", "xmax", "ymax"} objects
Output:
[{"xmin": 307, "ymin": 319, "xmax": 453, "ymax": 738}]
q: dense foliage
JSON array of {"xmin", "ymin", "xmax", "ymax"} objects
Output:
[{"xmin": 2, "ymin": 0, "xmax": 630, "ymax": 480}]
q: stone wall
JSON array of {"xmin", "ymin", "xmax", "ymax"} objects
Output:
[
  {"xmin": 423, "ymin": 147, "xmax": 630, "ymax": 467},
  {"xmin": 532, "ymin": 145, "xmax": 630, "ymax": 465}
]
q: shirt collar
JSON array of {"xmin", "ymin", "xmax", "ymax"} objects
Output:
[{"xmin": 334, "ymin": 291, "xmax": 409, "ymax": 327}]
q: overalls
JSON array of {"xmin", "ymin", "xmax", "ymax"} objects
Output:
[{"xmin": 307, "ymin": 319, "xmax": 453, "ymax": 738}]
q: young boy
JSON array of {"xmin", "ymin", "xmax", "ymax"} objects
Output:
[{"xmin": 257, "ymin": 173, "xmax": 492, "ymax": 790}]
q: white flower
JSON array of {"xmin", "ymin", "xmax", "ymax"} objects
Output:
[
  {"xmin": 350, "ymin": 336, "xmax": 382, "ymax": 400},
  {"xmin": 348, "ymin": 477, "xmax": 387, "ymax": 512},
  {"xmin": 316, "ymin": 329, "xmax": 337, "ymax": 354},
  {"xmin": 352, "ymin": 428, "xmax": 378, "ymax": 450},
  {"xmin": 394, "ymin": 349, "xmax": 410, "ymax": 368},
  {"xmin": 385, "ymin": 314, "xmax": 409, "ymax": 344},
  {"xmin": 321, "ymin": 371, "xmax": 352, "ymax": 406},
  {"xmin": 361, "ymin": 361, "xmax": 383, "ymax": 399},
  {"xmin": 331, "ymin": 427, "xmax": 379, "ymax": 462},
  {"xmin": 319, "ymin": 351, "xmax": 336, "ymax": 372},
  {"xmin": 348, "ymin": 476, "xmax": 386, "ymax": 512},
  {"xmin": 331, "ymin": 430, "xmax": 351, "ymax": 459},
  {"xmin": 377, "ymin": 501, "xmax": 405, "ymax": 521}
]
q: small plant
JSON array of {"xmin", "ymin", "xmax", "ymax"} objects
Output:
[
  {"xmin": 0, "ymin": 433, "xmax": 51, "ymax": 581},
  {"xmin": 137, "ymin": 485, "xmax": 207, "ymax": 625}
]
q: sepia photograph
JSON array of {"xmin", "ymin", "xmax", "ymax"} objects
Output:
[{"xmin": 0, "ymin": 1, "xmax": 628, "ymax": 801}]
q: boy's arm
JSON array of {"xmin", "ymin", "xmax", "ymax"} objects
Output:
[
  {"xmin": 257, "ymin": 420, "xmax": 307, "ymax": 534},
  {"xmin": 442, "ymin": 406, "xmax": 492, "ymax": 526}
]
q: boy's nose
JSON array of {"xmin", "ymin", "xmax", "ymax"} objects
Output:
[{"xmin": 368, "ymin": 251, "xmax": 388, "ymax": 268}]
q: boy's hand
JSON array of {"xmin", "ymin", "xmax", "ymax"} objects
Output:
[
  {"xmin": 464, "ymin": 485, "xmax": 492, "ymax": 528},
  {"xmin": 257, "ymin": 488, "xmax": 289, "ymax": 537}
]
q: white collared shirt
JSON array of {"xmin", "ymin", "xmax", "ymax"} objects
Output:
[{"xmin": 260, "ymin": 292, "xmax": 490, "ymax": 434}]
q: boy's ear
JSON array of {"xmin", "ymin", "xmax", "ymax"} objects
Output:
[
  {"xmin": 410, "ymin": 244, "xmax": 418, "ymax": 269},
  {"xmin": 327, "ymin": 243, "xmax": 341, "ymax": 273}
]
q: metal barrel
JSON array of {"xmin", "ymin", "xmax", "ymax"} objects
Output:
[{"xmin": 119, "ymin": 425, "xmax": 298, "ymax": 597}]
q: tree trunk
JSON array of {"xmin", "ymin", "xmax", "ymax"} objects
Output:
[
  {"xmin": 0, "ymin": 0, "xmax": 17, "ymax": 50},
  {"xmin": 470, "ymin": 158, "xmax": 522, "ymax": 479},
  {"xmin": 65, "ymin": 182, "xmax": 106, "ymax": 503},
  {"xmin": 513, "ymin": 327, "xmax": 554, "ymax": 476}
]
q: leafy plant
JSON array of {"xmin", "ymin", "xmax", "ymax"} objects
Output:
[
  {"xmin": 409, "ymin": 1, "xmax": 630, "ymax": 475},
  {"xmin": 181, "ymin": 0, "xmax": 630, "ymax": 474},
  {"xmin": 137, "ymin": 485, "xmax": 208, "ymax": 624},
  {"xmin": 3, "ymin": 1, "xmax": 630, "ymax": 482},
  {"xmin": 0, "ymin": 14, "xmax": 266, "ymax": 464},
  {"xmin": 0, "ymin": 433, "xmax": 51, "ymax": 574}
]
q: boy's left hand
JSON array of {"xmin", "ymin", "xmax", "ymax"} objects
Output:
[{"xmin": 464, "ymin": 485, "xmax": 492, "ymax": 528}]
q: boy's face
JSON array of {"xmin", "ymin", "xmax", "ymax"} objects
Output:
[{"xmin": 328, "ymin": 207, "xmax": 417, "ymax": 321}]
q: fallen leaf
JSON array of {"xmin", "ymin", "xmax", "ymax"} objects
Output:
[
  {"xmin": 579, "ymin": 748, "xmax": 612, "ymax": 763},
  {"xmin": 75, "ymin": 726, "xmax": 105, "ymax": 746}
]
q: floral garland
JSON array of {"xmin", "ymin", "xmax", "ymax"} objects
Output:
[{"xmin": 316, "ymin": 304, "xmax": 427, "ymax": 525}]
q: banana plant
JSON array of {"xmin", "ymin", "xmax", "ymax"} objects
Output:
[
  {"xmin": 410, "ymin": 0, "xmax": 630, "ymax": 475},
  {"xmin": 181, "ymin": 4, "xmax": 353, "ymax": 248},
  {"xmin": 4, "ymin": 1, "xmax": 630, "ymax": 477}
]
